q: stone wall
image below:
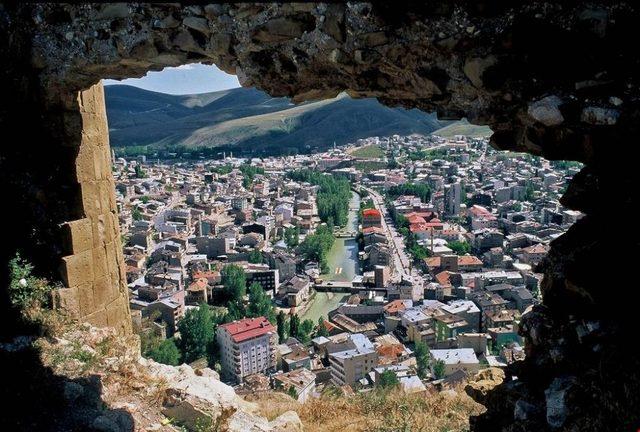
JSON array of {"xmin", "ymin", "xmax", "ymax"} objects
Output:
[
  {"xmin": 1, "ymin": 2, "xmax": 639, "ymax": 431},
  {"xmin": 53, "ymin": 83, "xmax": 131, "ymax": 333}
]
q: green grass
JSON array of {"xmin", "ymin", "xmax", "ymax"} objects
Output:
[
  {"xmin": 431, "ymin": 119, "xmax": 493, "ymax": 138},
  {"xmin": 351, "ymin": 144, "xmax": 386, "ymax": 159}
]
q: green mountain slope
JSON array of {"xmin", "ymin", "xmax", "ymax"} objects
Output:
[
  {"xmin": 431, "ymin": 118, "xmax": 493, "ymax": 138},
  {"xmin": 105, "ymin": 85, "xmax": 446, "ymax": 155}
]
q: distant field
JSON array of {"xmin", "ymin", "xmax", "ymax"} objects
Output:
[
  {"xmin": 431, "ymin": 119, "xmax": 493, "ymax": 138},
  {"xmin": 350, "ymin": 144, "xmax": 386, "ymax": 159}
]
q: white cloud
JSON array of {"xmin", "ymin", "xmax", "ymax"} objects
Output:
[{"xmin": 172, "ymin": 64, "xmax": 197, "ymax": 70}]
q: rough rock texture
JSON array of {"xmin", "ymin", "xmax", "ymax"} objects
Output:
[
  {"xmin": 2, "ymin": 322, "xmax": 301, "ymax": 431},
  {"xmin": 1, "ymin": 2, "xmax": 640, "ymax": 431}
]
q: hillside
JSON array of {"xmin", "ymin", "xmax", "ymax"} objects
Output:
[
  {"xmin": 105, "ymin": 85, "xmax": 446, "ymax": 156},
  {"xmin": 431, "ymin": 119, "xmax": 493, "ymax": 138}
]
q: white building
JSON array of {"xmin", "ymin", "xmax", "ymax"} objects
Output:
[
  {"xmin": 217, "ymin": 316, "xmax": 277, "ymax": 383},
  {"xmin": 329, "ymin": 333, "xmax": 378, "ymax": 387},
  {"xmin": 430, "ymin": 348, "xmax": 480, "ymax": 377}
]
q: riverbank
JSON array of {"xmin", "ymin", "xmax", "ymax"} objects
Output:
[{"xmin": 299, "ymin": 191, "xmax": 361, "ymax": 322}]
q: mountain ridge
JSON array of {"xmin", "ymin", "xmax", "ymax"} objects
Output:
[{"xmin": 105, "ymin": 84, "xmax": 447, "ymax": 155}]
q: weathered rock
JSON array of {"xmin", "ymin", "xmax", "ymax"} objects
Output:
[
  {"xmin": 527, "ymin": 96, "xmax": 564, "ymax": 127},
  {"xmin": 465, "ymin": 367, "xmax": 505, "ymax": 404},
  {"xmin": 545, "ymin": 376, "xmax": 578, "ymax": 428},
  {"xmin": 183, "ymin": 16, "xmax": 210, "ymax": 35},
  {"xmin": 580, "ymin": 106, "xmax": 619, "ymax": 125},
  {"xmin": 463, "ymin": 56, "xmax": 497, "ymax": 89}
]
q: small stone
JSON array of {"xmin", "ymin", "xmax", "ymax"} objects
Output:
[
  {"xmin": 97, "ymin": 4, "xmax": 129, "ymax": 20},
  {"xmin": 204, "ymin": 4, "xmax": 224, "ymax": 20},
  {"xmin": 609, "ymin": 96, "xmax": 623, "ymax": 106},
  {"xmin": 580, "ymin": 106, "xmax": 619, "ymax": 125},
  {"xmin": 545, "ymin": 376, "xmax": 577, "ymax": 428},
  {"xmin": 514, "ymin": 399, "xmax": 539, "ymax": 421},
  {"xmin": 528, "ymin": 95, "xmax": 564, "ymax": 126},
  {"xmin": 182, "ymin": 17, "xmax": 210, "ymax": 35},
  {"xmin": 463, "ymin": 56, "xmax": 497, "ymax": 88},
  {"xmin": 65, "ymin": 32, "xmax": 74, "ymax": 41}
]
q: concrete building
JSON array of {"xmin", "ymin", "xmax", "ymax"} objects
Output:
[
  {"xmin": 430, "ymin": 348, "xmax": 480, "ymax": 377},
  {"xmin": 217, "ymin": 317, "xmax": 277, "ymax": 383},
  {"xmin": 272, "ymin": 368, "xmax": 316, "ymax": 403},
  {"xmin": 362, "ymin": 208, "xmax": 382, "ymax": 229},
  {"xmin": 329, "ymin": 333, "xmax": 378, "ymax": 387},
  {"xmin": 444, "ymin": 181, "xmax": 461, "ymax": 217}
]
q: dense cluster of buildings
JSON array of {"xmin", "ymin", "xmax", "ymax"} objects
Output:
[{"xmin": 114, "ymin": 132, "xmax": 580, "ymax": 398}]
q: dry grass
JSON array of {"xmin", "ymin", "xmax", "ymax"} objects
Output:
[
  {"xmin": 244, "ymin": 391, "xmax": 301, "ymax": 421},
  {"xmin": 249, "ymin": 387, "xmax": 484, "ymax": 432}
]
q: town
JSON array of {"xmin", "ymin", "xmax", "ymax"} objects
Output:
[{"xmin": 115, "ymin": 133, "xmax": 582, "ymax": 400}]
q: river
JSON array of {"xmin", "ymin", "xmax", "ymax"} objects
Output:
[{"xmin": 300, "ymin": 191, "xmax": 361, "ymax": 323}]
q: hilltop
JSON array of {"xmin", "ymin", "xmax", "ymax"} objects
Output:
[{"xmin": 105, "ymin": 85, "xmax": 446, "ymax": 156}]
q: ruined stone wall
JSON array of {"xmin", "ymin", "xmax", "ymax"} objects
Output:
[
  {"xmin": 53, "ymin": 83, "xmax": 131, "ymax": 333},
  {"xmin": 1, "ymin": 2, "xmax": 639, "ymax": 431}
]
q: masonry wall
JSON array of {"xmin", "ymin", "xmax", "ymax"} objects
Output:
[{"xmin": 53, "ymin": 83, "xmax": 131, "ymax": 333}]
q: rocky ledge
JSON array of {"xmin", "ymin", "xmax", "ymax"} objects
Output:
[{"xmin": 21, "ymin": 323, "xmax": 302, "ymax": 432}]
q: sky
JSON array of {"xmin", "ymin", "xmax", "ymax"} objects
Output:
[{"xmin": 103, "ymin": 63, "xmax": 240, "ymax": 95}]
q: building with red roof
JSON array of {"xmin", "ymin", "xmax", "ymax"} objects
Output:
[
  {"xmin": 217, "ymin": 317, "xmax": 277, "ymax": 383},
  {"xmin": 362, "ymin": 208, "xmax": 382, "ymax": 229}
]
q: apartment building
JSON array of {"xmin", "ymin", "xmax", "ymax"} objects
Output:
[
  {"xmin": 329, "ymin": 333, "xmax": 379, "ymax": 387},
  {"xmin": 217, "ymin": 317, "xmax": 277, "ymax": 383}
]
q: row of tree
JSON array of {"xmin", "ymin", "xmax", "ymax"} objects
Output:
[
  {"xmin": 386, "ymin": 182, "xmax": 432, "ymax": 203},
  {"xmin": 277, "ymin": 312, "xmax": 329, "ymax": 345},
  {"xmin": 287, "ymin": 169, "xmax": 352, "ymax": 226},
  {"xmin": 298, "ymin": 224, "xmax": 335, "ymax": 273}
]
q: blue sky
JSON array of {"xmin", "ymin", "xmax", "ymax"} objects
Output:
[{"xmin": 103, "ymin": 63, "xmax": 240, "ymax": 95}]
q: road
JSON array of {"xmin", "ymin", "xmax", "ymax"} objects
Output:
[{"xmin": 361, "ymin": 186, "xmax": 423, "ymax": 285}]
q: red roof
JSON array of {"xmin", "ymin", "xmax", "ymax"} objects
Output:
[
  {"xmin": 362, "ymin": 226, "xmax": 384, "ymax": 235},
  {"xmin": 219, "ymin": 317, "xmax": 275, "ymax": 343},
  {"xmin": 362, "ymin": 208, "xmax": 381, "ymax": 217},
  {"xmin": 407, "ymin": 215, "xmax": 427, "ymax": 224}
]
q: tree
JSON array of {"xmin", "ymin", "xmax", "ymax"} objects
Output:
[
  {"xmin": 289, "ymin": 314, "xmax": 300, "ymax": 340},
  {"xmin": 277, "ymin": 311, "xmax": 287, "ymax": 343},
  {"xmin": 414, "ymin": 341, "xmax": 430, "ymax": 379},
  {"xmin": 377, "ymin": 370, "xmax": 400, "ymax": 390},
  {"xmin": 226, "ymin": 300, "xmax": 246, "ymax": 322},
  {"xmin": 284, "ymin": 226, "xmax": 300, "ymax": 249},
  {"xmin": 134, "ymin": 165, "xmax": 146, "ymax": 178},
  {"xmin": 248, "ymin": 249, "xmax": 263, "ymax": 264},
  {"xmin": 286, "ymin": 386, "xmax": 298, "ymax": 400},
  {"xmin": 315, "ymin": 316, "xmax": 329, "ymax": 337},
  {"xmin": 299, "ymin": 224, "xmax": 335, "ymax": 274},
  {"xmin": 448, "ymin": 241, "xmax": 471, "ymax": 255},
  {"xmin": 132, "ymin": 206, "xmax": 143, "ymax": 221},
  {"xmin": 433, "ymin": 359, "xmax": 446, "ymax": 379},
  {"xmin": 297, "ymin": 319, "xmax": 315, "ymax": 344},
  {"xmin": 147, "ymin": 338, "xmax": 181, "ymax": 366},
  {"xmin": 246, "ymin": 282, "xmax": 276, "ymax": 323},
  {"xmin": 177, "ymin": 304, "xmax": 215, "ymax": 364},
  {"xmin": 221, "ymin": 264, "xmax": 246, "ymax": 302}
]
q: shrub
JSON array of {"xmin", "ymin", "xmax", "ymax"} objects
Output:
[{"xmin": 8, "ymin": 252, "xmax": 53, "ymax": 310}]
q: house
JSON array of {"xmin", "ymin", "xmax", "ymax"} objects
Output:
[
  {"xmin": 430, "ymin": 348, "xmax": 481, "ymax": 377},
  {"xmin": 283, "ymin": 275, "xmax": 311, "ymax": 307},
  {"xmin": 272, "ymin": 368, "xmax": 316, "ymax": 403},
  {"xmin": 362, "ymin": 208, "xmax": 382, "ymax": 229}
]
